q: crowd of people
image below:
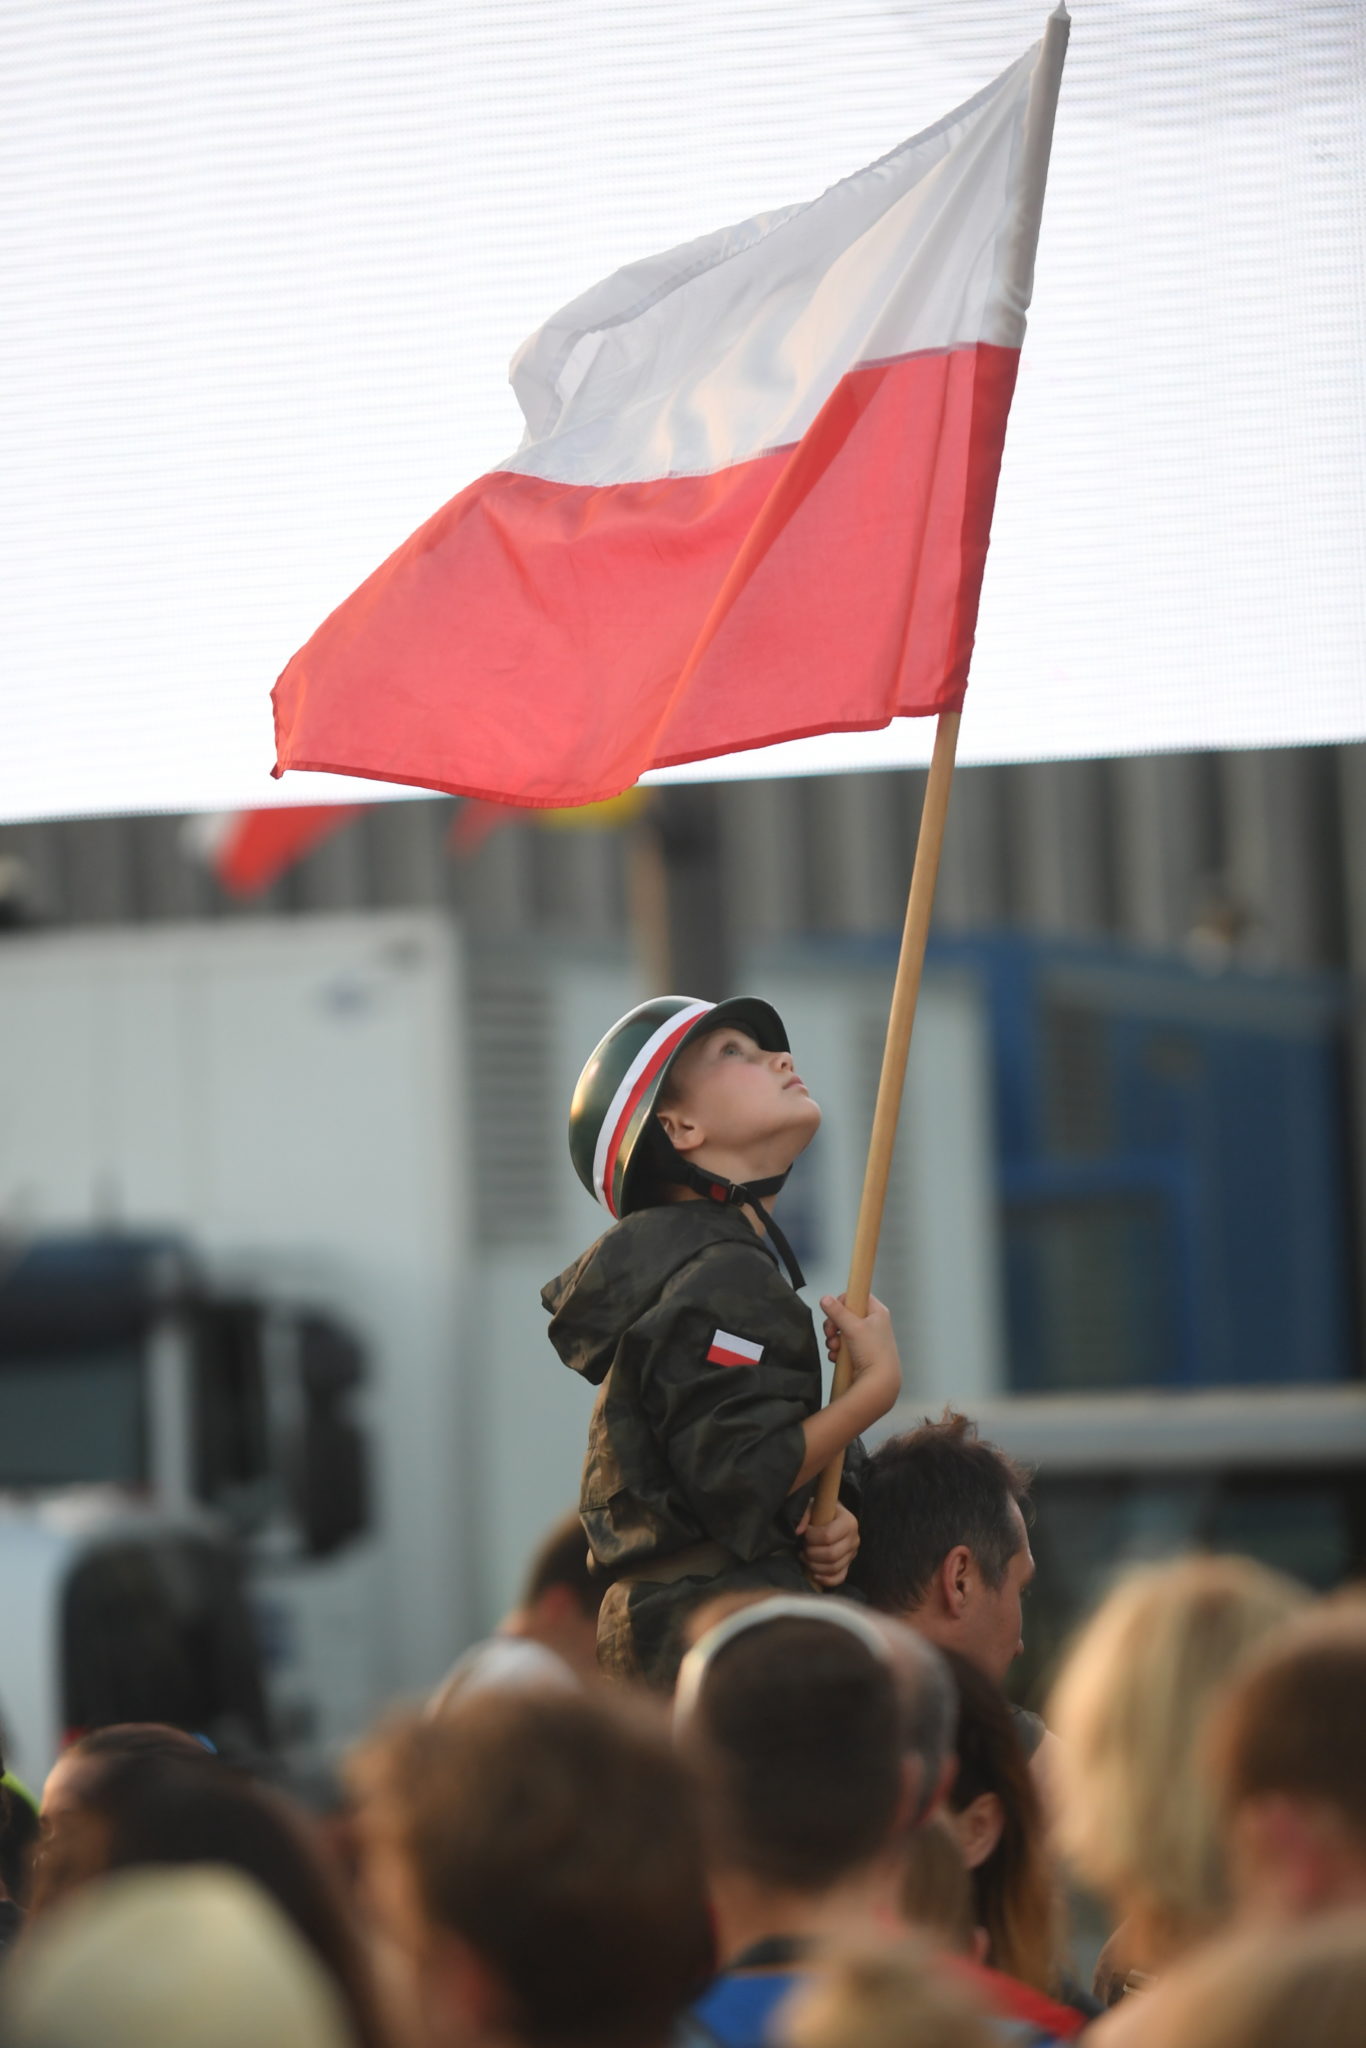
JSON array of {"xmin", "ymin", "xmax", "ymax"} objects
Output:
[{"xmin": 0, "ymin": 1412, "xmax": 1364, "ymax": 2048}]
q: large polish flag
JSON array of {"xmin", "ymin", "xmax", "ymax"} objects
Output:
[{"xmin": 274, "ymin": 9, "xmax": 1068, "ymax": 810}]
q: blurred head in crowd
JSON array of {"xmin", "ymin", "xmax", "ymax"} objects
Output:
[
  {"xmin": 427, "ymin": 1636, "xmax": 581, "ymax": 1710},
  {"xmin": 501, "ymin": 1510, "xmax": 605, "ymax": 1680},
  {"xmin": 30, "ymin": 1749, "xmax": 386, "ymax": 2048},
  {"xmin": 428, "ymin": 1513, "xmax": 606, "ymax": 1709},
  {"xmin": 943, "ymin": 1650, "xmax": 1058, "ymax": 1994},
  {"xmin": 42, "ymin": 1724, "xmax": 208, "ymax": 1830},
  {"xmin": 0, "ymin": 1866, "xmax": 352, "ymax": 2048},
  {"xmin": 898, "ymin": 1813, "xmax": 979, "ymax": 1959},
  {"xmin": 777, "ymin": 1938, "xmax": 999, "ymax": 2048},
  {"xmin": 1109, "ymin": 1910, "xmax": 1366, "ymax": 2048},
  {"xmin": 1048, "ymin": 1554, "xmax": 1307, "ymax": 1973},
  {"xmin": 674, "ymin": 1597, "xmax": 955, "ymax": 1956},
  {"xmin": 1212, "ymin": 1605, "xmax": 1366, "ymax": 1922},
  {"xmin": 353, "ymin": 1688, "xmax": 712, "ymax": 2048},
  {"xmin": 851, "ymin": 1413, "xmax": 1034, "ymax": 1685}
]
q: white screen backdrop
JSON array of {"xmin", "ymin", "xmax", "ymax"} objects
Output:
[{"xmin": 2, "ymin": 2, "xmax": 1364, "ymax": 821}]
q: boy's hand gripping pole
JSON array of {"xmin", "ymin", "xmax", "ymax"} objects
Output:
[{"xmin": 810, "ymin": 709, "xmax": 961, "ymax": 1526}]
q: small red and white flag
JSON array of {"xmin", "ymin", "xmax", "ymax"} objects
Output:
[
  {"xmin": 184, "ymin": 804, "xmax": 365, "ymax": 898},
  {"xmin": 273, "ymin": 10, "xmax": 1068, "ymax": 808},
  {"xmin": 706, "ymin": 1330, "xmax": 765, "ymax": 1370}
]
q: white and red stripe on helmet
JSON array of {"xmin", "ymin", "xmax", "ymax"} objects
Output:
[{"xmin": 591, "ymin": 998, "xmax": 713, "ymax": 1215}]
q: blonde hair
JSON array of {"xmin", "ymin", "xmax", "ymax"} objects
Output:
[
  {"xmin": 779, "ymin": 1938, "xmax": 998, "ymax": 2048},
  {"xmin": 1134, "ymin": 1910, "xmax": 1366, "ymax": 2048},
  {"xmin": 0, "ymin": 1867, "xmax": 350, "ymax": 2048},
  {"xmin": 1047, "ymin": 1553, "xmax": 1306, "ymax": 1956}
]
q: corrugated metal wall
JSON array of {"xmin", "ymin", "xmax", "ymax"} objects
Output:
[
  {"xmin": 1, "ymin": 744, "xmax": 1355, "ymax": 974},
  {"xmin": 4, "ymin": 743, "xmax": 1363, "ymax": 1338}
]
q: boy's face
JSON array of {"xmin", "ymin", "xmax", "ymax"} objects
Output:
[{"xmin": 656, "ymin": 1024, "xmax": 820, "ymax": 1179}]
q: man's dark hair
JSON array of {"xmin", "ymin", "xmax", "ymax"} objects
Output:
[
  {"xmin": 521, "ymin": 1511, "xmax": 604, "ymax": 1619},
  {"xmin": 852, "ymin": 1411, "xmax": 1031, "ymax": 1616},
  {"xmin": 681, "ymin": 1617, "xmax": 906, "ymax": 1892},
  {"xmin": 65, "ymin": 1722, "xmax": 209, "ymax": 1764}
]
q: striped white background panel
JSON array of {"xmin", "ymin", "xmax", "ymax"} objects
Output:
[{"xmin": 2, "ymin": 3, "xmax": 1364, "ymax": 822}]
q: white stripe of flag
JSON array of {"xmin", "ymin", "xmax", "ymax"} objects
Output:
[{"xmin": 707, "ymin": 1329, "xmax": 764, "ymax": 1369}]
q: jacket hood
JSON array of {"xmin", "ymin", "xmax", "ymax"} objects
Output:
[{"xmin": 542, "ymin": 1203, "xmax": 776, "ymax": 1386}]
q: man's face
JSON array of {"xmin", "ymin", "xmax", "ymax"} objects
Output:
[
  {"xmin": 959, "ymin": 1499, "xmax": 1035, "ymax": 1686},
  {"xmin": 659, "ymin": 1025, "xmax": 821, "ymax": 1171}
]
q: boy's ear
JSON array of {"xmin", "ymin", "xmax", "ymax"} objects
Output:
[{"xmin": 656, "ymin": 1105, "xmax": 703, "ymax": 1153}]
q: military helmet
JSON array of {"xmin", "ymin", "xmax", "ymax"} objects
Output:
[{"xmin": 568, "ymin": 994, "xmax": 789, "ymax": 1219}]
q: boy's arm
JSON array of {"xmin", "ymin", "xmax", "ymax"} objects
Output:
[{"xmin": 789, "ymin": 1292, "xmax": 901, "ymax": 1492}]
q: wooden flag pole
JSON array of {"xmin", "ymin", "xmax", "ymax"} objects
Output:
[
  {"xmin": 811, "ymin": 707, "xmax": 962, "ymax": 1525},
  {"xmin": 808, "ymin": 6, "xmax": 1069, "ymax": 1525}
]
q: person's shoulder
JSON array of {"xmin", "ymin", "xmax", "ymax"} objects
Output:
[
  {"xmin": 686, "ymin": 1972, "xmax": 806, "ymax": 2048},
  {"xmin": 622, "ymin": 1202, "xmax": 770, "ymax": 1252},
  {"xmin": 548, "ymin": 1204, "xmax": 808, "ymax": 1371},
  {"xmin": 579, "ymin": 1204, "xmax": 796, "ymax": 1311},
  {"xmin": 575, "ymin": 1203, "xmax": 766, "ymax": 1274},
  {"xmin": 946, "ymin": 1959, "xmax": 1088, "ymax": 2042},
  {"xmin": 658, "ymin": 1229, "xmax": 808, "ymax": 1337},
  {"xmin": 543, "ymin": 1204, "xmax": 743, "ymax": 1319},
  {"xmin": 1009, "ymin": 1703, "xmax": 1047, "ymax": 1760}
]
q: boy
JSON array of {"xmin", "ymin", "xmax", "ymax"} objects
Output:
[{"xmin": 542, "ymin": 994, "xmax": 903, "ymax": 1687}]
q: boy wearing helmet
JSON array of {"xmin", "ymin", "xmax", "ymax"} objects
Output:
[{"xmin": 542, "ymin": 995, "xmax": 904, "ymax": 1687}]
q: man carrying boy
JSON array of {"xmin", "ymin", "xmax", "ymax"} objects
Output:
[{"xmin": 542, "ymin": 995, "xmax": 904, "ymax": 1687}]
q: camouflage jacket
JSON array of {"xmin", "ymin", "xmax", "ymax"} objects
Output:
[{"xmin": 543, "ymin": 1202, "xmax": 864, "ymax": 1579}]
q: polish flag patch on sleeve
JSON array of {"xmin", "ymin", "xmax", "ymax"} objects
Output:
[{"xmin": 706, "ymin": 1329, "xmax": 764, "ymax": 1369}]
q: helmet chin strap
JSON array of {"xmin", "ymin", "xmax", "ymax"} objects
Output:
[{"xmin": 665, "ymin": 1156, "xmax": 806, "ymax": 1291}]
